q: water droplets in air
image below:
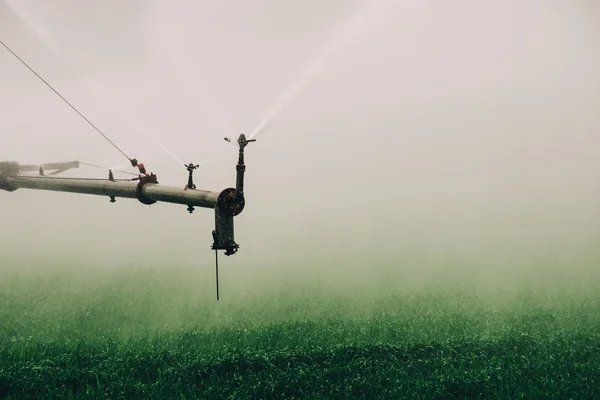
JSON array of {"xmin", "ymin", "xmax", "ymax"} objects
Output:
[
  {"xmin": 3, "ymin": 0, "xmax": 186, "ymax": 168},
  {"xmin": 249, "ymin": 0, "xmax": 386, "ymax": 140}
]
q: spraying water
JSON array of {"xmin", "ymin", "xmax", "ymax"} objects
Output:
[
  {"xmin": 80, "ymin": 76, "xmax": 185, "ymax": 166},
  {"xmin": 249, "ymin": 0, "xmax": 385, "ymax": 140},
  {"xmin": 147, "ymin": 47, "xmax": 235, "ymax": 140},
  {"xmin": 140, "ymin": 2, "xmax": 236, "ymax": 140},
  {"xmin": 3, "ymin": 0, "xmax": 185, "ymax": 167},
  {"xmin": 199, "ymin": 0, "xmax": 390, "ymax": 167}
]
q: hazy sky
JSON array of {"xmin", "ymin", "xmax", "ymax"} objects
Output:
[{"xmin": 1, "ymin": 1, "xmax": 600, "ymax": 284}]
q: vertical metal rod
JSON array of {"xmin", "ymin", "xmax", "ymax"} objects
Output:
[{"xmin": 215, "ymin": 249, "xmax": 220, "ymax": 301}]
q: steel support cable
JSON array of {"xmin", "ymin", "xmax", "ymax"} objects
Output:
[
  {"xmin": 78, "ymin": 161, "xmax": 139, "ymax": 176},
  {"xmin": 0, "ymin": 38, "xmax": 134, "ymax": 165}
]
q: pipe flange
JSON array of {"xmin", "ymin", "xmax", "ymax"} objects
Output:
[
  {"xmin": 136, "ymin": 180, "xmax": 157, "ymax": 205},
  {"xmin": 217, "ymin": 188, "xmax": 245, "ymax": 216},
  {"xmin": 0, "ymin": 175, "xmax": 17, "ymax": 192}
]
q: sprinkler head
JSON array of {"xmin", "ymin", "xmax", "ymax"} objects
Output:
[{"xmin": 237, "ymin": 134, "xmax": 256, "ymax": 149}]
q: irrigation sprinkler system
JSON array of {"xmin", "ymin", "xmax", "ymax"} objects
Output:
[
  {"xmin": 1, "ymin": 1, "xmax": 377, "ymax": 300},
  {"xmin": 0, "ymin": 36, "xmax": 256, "ymax": 301},
  {"xmin": 0, "ymin": 137, "xmax": 255, "ymax": 300}
]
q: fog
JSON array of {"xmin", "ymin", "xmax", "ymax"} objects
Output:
[{"xmin": 1, "ymin": 0, "xmax": 600, "ymax": 296}]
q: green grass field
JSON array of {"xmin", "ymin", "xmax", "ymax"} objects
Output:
[{"xmin": 1, "ymin": 261, "xmax": 599, "ymax": 399}]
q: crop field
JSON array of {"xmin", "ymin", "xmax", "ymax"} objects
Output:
[{"xmin": 1, "ymin": 261, "xmax": 599, "ymax": 399}]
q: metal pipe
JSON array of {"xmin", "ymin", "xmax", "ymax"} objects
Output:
[
  {"xmin": 2, "ymin": 176, "xmax": 219, "ymax": 208},
  {"xmin": 18, "ymin": 160, "xmax": 80, "ymax": 172},
  {"xmin": 236, "ymin": 151, "xmax": 246, "ymax": 193},
  {"xmin": 5, "ymin": 176, "xmax": 139, "ymax": 199},
  {"xmin": 234, "ymin": 133, "xmax": 255, "ymax": 194},
  {"xmin": 143, "ymin": 184, "xmax": 218, "ymax": 208}
]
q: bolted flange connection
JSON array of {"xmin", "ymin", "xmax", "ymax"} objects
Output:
[{"xmin": 217, "ymin": 188, "xmax": 245, "ymax": 217}]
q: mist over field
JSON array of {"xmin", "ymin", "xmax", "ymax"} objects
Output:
[{"xmin": 1, "ymin": 1, "xmax": 600, "ymax": 398}]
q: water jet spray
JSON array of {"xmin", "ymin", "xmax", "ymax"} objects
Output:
[
  {"xmin": 249, "ymin": 0, "xmax": 383, "ymax": 140},
  {"xmin": 2, "ymin": 0, "xmax": 186, "ymax": 169}
]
